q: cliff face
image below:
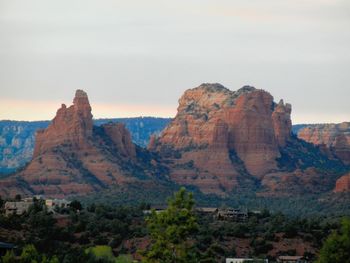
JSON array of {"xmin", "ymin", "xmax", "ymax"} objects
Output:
[
  {"xmin": 298, "ymin": 122, "xmax": 350, "ymax": 165},
  {"xmin": 272, "ymin": 100, "xmax": 292, "ymax": 147},
  {"xmin": 149, "ymin": 83, "xmax": 293, "ymax": 194},
  {"xmin": 0, "ymin": 90, "xmax": 165, "ymax": 198}
]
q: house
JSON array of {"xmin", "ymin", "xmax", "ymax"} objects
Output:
[
  {"xmin": 0, "ymin": 241, "xmax": 16, "ymax": 256},
  {"xmin": 217, "ymin": 208, "xmax": 248, "ymax": 222},
  {"xmin": 4, "ymin": 200, "xmax": 33, "ymax": 216},
  {"xmin": 226, "ymin": 258, "xmax": 268, "ymax": 263},
  {"xmin": 196, "ymin": 207, "xmax": 218, "ymax": 214},
  {"xmin": 277, "ymin": 255, "xmax": 307, "ymax": 263},
  {"xmin": 45, "ymin": 199, "xmax": 70, "ymax": 211}
]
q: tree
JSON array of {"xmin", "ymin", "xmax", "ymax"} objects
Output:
[
  {"xmin": 70, "ymin": 200, "xmax": 83, "ymax": 211},
  {"xmin": 85, "ymin": 245, "xmax": 117, "ymax": 263},
  {"xmin": 2, "ymin": 250, "xmax": 16, "ymax": 263},
  {"xmin": 143, "ymin": 187, "xmax": 198, "ymax": 263},
  {"xmin": 317, "ymin": 218, "xmax": 350, "ymax": 263},
  {"xmin": 17, "ymin": 244, "xmax": 60, "ymax": 263},
  {"xmin": 20, "ymin": 244, "xmax": 41, "ymax": 263}
]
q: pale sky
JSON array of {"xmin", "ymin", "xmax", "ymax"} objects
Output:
[{"xmin": 0, "ymin": 0, "xmax": 349, "ymax": 123}]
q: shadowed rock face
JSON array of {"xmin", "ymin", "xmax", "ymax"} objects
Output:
[
  {"xmin": 298, "ymin": 122, "xmax": 350, "ymax": 165},
  {"xmin": 149, "ymin": 83, "xmax": 293, "ymax": 194},
  {"xmin": 0, "ymin": 90, "xmax": 162, "ymax": 198},
  {"xmin": 102, "ymin": 123, "xmax": 136, "ymax": 159}
]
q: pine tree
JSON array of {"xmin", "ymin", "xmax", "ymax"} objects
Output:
[{"xmin": 143, "ymin": 187, "xmax": 198, "ymax": 263}]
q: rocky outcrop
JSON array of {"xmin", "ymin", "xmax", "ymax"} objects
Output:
[
  {"xmin": 0, "ymin": 90, "xmax": 165, "ymax": 198},
  {"xmin": 272, "ymin": 100, "xmax": 292, "ymax": 147},
  {"xmin": 33, "ymin": 90, "xmax": 93, "ymax": 157},
  {"xmin": 2, "ymin": 84, "xmax": 347, "ymax": 198},
  {"xmin": 225, "ymin": 88, "xmax": 280, "ymax": 177},
  {"xmin": 0, "ymin": 118, "xmax": 171, "ymax": 173},
  {"xmin": 298, "ymin": 122, "xmax": 350, "ymax": 165},
  {"xmin": 149, "ymin": 83, "xmax": 293, "ymax": 194},
  {"xmin": 334, "ymin": 173, "xmax": 350, "ymax": 193},
  {"xmin": 102, "ymin": 123, "xmax": 136, "ymax": 159},
  {"xmin": 164, "ymin": 119, "xmax": 241, "ymax": 195}
]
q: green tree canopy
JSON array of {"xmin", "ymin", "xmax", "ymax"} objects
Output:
[
  {"xmin": 143, "ymin": 187, "xmax": 198, "ymax": 263},
  {"xmin": 317, "ymin": 218, "xmax": 350, "ymax": 263}
]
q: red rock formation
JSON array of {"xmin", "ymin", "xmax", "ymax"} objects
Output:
[
  {"xmin": 0, "ymin": 90, "xmax": 158, "ymax": 198},
  {"xmin": 298, "ymin": 122, "xmax": 350, "ymax": 164},
  {"xmin": 149, "ymin": 83, "xmax": 293, "ymax": 194},
  {"xmin": 272, "ymin": 99, "xmax": 292, "ymax": 147},
  {"xmin": 33, "ymin": 89, "xmax": 93, "ymax": 157},
  {"xmin": 225, "ymin": 89, "xmax": 279, "ymax": 177},
  {"xmin": 102, "ymin": 123, "xmax": 136, "ymax": 159},
  {"xmin": 166, "ymin": 119, "xmax": 240, "ymax": 195},
  {"xmin": 334, "ymin": 173, "xmax": 350, "ymax": 192}
]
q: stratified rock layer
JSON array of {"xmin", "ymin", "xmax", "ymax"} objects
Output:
[
  {"xmin": 149, "ymin": 83, "xmax": 293, "ymax": 194},
  {"xmin": 298, "ymin": 122, "xmax": 350, "ymax": 165}
]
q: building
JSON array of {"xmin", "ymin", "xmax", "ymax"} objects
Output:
[
  {"xmin": 277, "ymin": 256, "xmax": 307, "ymax": 263},
  {"xmin": 196, "ymin": 207, "xmax": 218, "ymax": 214},
  {"xmin": 4, "ymin": 200, "xmax": 33, "ymax": 216},
  {"xmin": 0, "ymin": 241, "xmax": 16, "ymax": 256},
  {"xmin": 217, "ymin": 208, "xmax": 248, "ymax": 222},
  {"xmin": 226, "ymin": 258, "xmax": 268, "ymax": 263},
  {"xmin": 45, "ymin": 199, "xmax": 70, "ymax": 211}
]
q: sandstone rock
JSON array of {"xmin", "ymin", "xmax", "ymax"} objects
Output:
[
  {"xmin": 33, "ymin": 90, "xmax": 93, "ymax": 157},
  {"xmin": 0, "ymin": 118, "xmax": 171, "ymax": 173},
  {"xmin": 272, "ymin": 99, "xmax": 292, "ymax": 147},
  {"xmin": 334, "ymin": 173, "xmax": 350, "ymax": 192},
  {"xmin": 224, "ymin": 89, "xmax": 279, "ymax": 177},
  {"xmin": 0, "ymin": 90, "xmax": 161, "ymax": 198},
  {"xmin": 102, "ymin": 123, "xmax": 136, "ymax": 159},
  {"xmin": 149, "ymin": 83, "xmax": 293, "ymax": 194}
]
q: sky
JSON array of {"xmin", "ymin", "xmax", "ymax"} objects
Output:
[{"xmin": 0, "ymin": 0, "xmax": 349, "ymax": 124}]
